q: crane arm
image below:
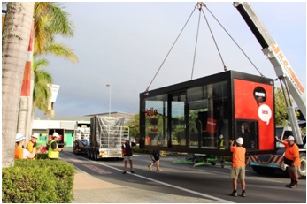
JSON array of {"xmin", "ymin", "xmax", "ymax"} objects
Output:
[{"xmin": 234, "ymin": 2, "xmax": 306, "ymax": 145}]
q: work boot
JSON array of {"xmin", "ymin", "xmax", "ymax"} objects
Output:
[
  {"xmin": 290, "ymin": 180, "xmax": 298, "ymax": 188},
  {"xmin": 123, "ymin": 171, "xmax": 127, "ymax": 174},
  {"xmin": 148, "ymin": 165, "xmax": 152, "ymax": 171},
  {"xmin": 242, "ymin": 190, "xmax": 246, "ymax": 197},
  {"xmin": 157, "ymin": 168, "xmax": 162, "ymax": 171},
  {"xmin": 286, "ymin": 179, "xmax": 295, "ymax": 187},
  {"xmin": 229, "ymin": 190, "xmax": 237, "ymax": 197}
]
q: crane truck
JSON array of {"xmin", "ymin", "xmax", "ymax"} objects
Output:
[{"xmin": 234, "ymin": 2, "xmax": 306, "ymax": 177}]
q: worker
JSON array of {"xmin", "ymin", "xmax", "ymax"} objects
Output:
[
  {"xmin": 48, "ymin": 132, "xmax": 63, "ymax": 160},
  {"xmin": 217, "ymin": 134, "xmax": 226, "ymax": 168},
  {"xmin": 229, "ymin": 137, "xmax": 246, "ymax": 197},
  {"xmin": 122, "ymin": 139, "xmax": 136, "ymax": 174},
  {"xmin": 148, "ymin": 149, "xmax": 162, "ymax": 171},
  {"xmin": 26, "ymin": 133, "xmax": 39, "ymax": 153},
  {"xmin": 275, "ymin": 135, "xmax": 300, "ymax": 188},
  {"xmin": 14, "ymin": 133, "xmax": 36, "ymax": 159},
  {"xmin": 218, "ymin": 134, "xmax": 225, "ymax": 149}
]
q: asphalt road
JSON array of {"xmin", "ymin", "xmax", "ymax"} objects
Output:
[{"xmin": 60, "ymin": 148, "xmax": 306, "ymax": 203}]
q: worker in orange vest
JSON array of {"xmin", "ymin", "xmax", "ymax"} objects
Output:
[{"xmin": 14, "ymin": 133, "xmax": 37, "ymax": 159}]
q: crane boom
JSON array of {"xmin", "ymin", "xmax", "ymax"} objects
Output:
[{"xmin": 234, "ymin": 2, "xmax": 306, "ymax": 145}]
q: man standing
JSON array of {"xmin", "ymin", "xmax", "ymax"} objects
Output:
[
  {"xmin": 26, "ymin": 133, "xmax": 39, "ymax": 153},
  {"xmin": 122, "ymin": 139, "xmax": 135, "ymax": 174},
  {"xmin": 276, "ymin": 135, "xmax": 300, "ymax": 188},
  {"xmin": 229, "ymin": 137, "xmax": 246, "ymax": 197},
  {"xmin": 48, "ymin": 132, "xmax": 63, "ymax": 160}
]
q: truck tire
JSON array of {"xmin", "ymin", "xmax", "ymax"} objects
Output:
[
  {"xmin": 88, "ymin": 149, "xmax": 92, "ymax": 160},
  {"xmin": 94, "ymin": 151, "xmax": 98, "ymax": 161},
  {"xmin": 298, "ymin": 153, "xmax": 306, "ymax": 178}
]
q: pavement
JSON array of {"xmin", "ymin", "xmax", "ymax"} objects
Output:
[{"xmin": 72, "ymin": 169, "xmax": 219, "ymax": 203}]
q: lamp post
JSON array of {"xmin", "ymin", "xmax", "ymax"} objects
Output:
[{"xmin": 106, "ymin": 84, "xmax": 111, "ymax": 117}]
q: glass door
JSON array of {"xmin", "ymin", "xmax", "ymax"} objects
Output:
[{"xmin": 171, "ymin": 92, "xmax": 186, "ymax": 147}]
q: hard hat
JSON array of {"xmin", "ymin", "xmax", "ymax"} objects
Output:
[
  {"xmin": 52, "ymin": 132, "xmax": 59, "ymax": 138},
  {"xmin": 16, "ymin": 133, "xmax": 25, "ymax": 142},
  {"xmin": 219, "ymin": 134, "xmax": 223, "ymax": 139},
  {"xmin": 287, "ymin": 136, "xmax": 295, "ymax": 141},
  {"xmin": 236, "ymin": 137, "xmax": 243, "ymax": 145},
  {"xmin": 32, "ymin": 133, "xmax": 39, "ymax": 139}
]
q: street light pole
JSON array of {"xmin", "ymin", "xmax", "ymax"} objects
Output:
[{"xmin": 106, "ymin": 84, "xmax": 111, "ymax": 117}]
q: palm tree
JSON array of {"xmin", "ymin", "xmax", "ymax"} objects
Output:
[
  {"xmin": 33, "ymin": 57, "xmax": 53, "ymax": 114},
  {"xmin": 34, "ymin": 2, "xmax": 78, "ymax": 63},
  {"xmin": 31, "ymin": 2, "xmax": 78, "ymax": 115},
  {"xmin": 2, "ymin": 2, "xmax": 35, "ymax": 168}
]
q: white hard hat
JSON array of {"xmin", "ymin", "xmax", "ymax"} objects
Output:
[
  {"xmin": 32, "ymin": 133, "xmax": 39, "ymax": 139},
  {"xmin": 236, "ymin": 137, "xmax": 243, "ymax": 145},
  {"xmin": 16, "ymin": 133, "xmax": 25, "ymax": 142},
  {"xmin": 287, "ymin": 136, "xmax": 295, "ymax": 141},
  {"xmin": 219, "ymin": 134, "xmax": 223, "ymax": 139},
  {"xmin": 52, "ymin": 132, "xmax": 59, "ymax": 138}
]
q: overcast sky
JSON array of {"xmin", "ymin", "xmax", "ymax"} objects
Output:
[{"xmin": 36, "ymin": 2, "xmax": 306, "ymax": 117}]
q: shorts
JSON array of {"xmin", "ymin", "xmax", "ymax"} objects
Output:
[
  {"xmin": 289, "ymin": 166, "xmax": 298, "ymax": 171},
  {"xmin": 153, "ymin": 155, "xmax": 159, "ymax": 161},
  {"xmin": 124, "ymin": 156, "xmax": 132, "ymax": 161},
  {"xmin": 230, "ymin": 166, "xmax": 245, "ymax": 180}
]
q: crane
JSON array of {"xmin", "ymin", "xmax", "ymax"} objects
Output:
[{"xmin": 234, "ymin": 2, "xmax": 306, "ymax": 146}]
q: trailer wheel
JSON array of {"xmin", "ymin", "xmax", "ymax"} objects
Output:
[
  {"xmin": 298, "ymin": 153, "xmax": 306, "ymax": 178},
  {"xmin": 93, "ymin": 151, "xmax": 98, "ymax": 161},
  {"xmin": 88, "ymin": 150, "xmax": 92, "ymax": 160}
]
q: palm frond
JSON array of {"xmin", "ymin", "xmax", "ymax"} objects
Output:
[{"xmin": 44, "ymin": 43, "xmax": 79, "ymax": 63}]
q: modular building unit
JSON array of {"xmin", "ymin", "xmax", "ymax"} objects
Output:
[{"xmin": 140, "ymin": 70, "xmax": 275, "ymax": 156}]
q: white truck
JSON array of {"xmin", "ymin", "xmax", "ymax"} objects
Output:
[
  {"xmin": 73, "ymin": 121, "xmax": 91, "ymax": 155},
  {"xmin": 234, "ymin": 2, "xmax": 306, "ymax": 177},
  {"xmin": 87, "ymin": 116, "xmax": 129, "ymax": 160}
]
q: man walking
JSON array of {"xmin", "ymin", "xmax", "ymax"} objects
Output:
[
  {"xmin": 229, "ymin": 137, "xmax": 246, "ymax": 197},
  {"xmin": 276, "ymin": 135, "xmax": 300, "ymax": 188},
  {"xmin": 148, "ymin": 149, "xmax": 162, "ymax": 171}
]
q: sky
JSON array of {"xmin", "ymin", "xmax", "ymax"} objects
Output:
[{"xmin": 36, "ymin": 2, "xmax": 306, "ymax": 117}]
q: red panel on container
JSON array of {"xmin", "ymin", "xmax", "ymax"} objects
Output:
[{"xmin": 234, "ymin": 79, "xmax": 274, "ymax": 150}]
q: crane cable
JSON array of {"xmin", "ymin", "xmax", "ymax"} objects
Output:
[
  {"xmin": 201, "ymin": 3, "xmax": 227, "ymax": 72},
  {"xmin": 203, "ymin": 5, "xmax": 265, "ymax": 77},
  {"xmin": 145, "ymin": 5, "xmax": 197, "ymax": 93},
  {"xmin": 191, "ymin": 3, "xmax": 202, "ymax": 80}
]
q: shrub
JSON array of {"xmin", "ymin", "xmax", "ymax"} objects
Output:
[{"xmin": 2, "ymin": 160, "xmax": 75, "ymax": 203}]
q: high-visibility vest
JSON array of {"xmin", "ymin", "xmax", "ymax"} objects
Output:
[
  {"xmin": 14, "ymin": 147, "xmax": 23, "ymax": 159},
  {"xmin": 218, "ymin": 140, "xmax": 225, "ymax": 150},
  {"xmin": 48, "ymin": 140, "xmax": 59, "ymax": 159}
]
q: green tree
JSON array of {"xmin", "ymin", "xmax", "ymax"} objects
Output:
[
  {"xmin": 33, "ymin": 57, "xmax": 53, "ymax": 114},
  {"xmin": 34, "ymin": 2, "xmax": 78, "ymax": 63},
  {"xmin": 32, "ymin": 2, "xmax": 78, "ymax": 114},
  {"xmin": 274, "ymin": 87, "xmax": 289, "ymax": 126},
  {"xmin": 126, "ymin": 114, "xmax": 140, "ymax": 142},
  {"xmin": 2, "ymin": 2, "xmax": 35, "ymax": 168}
]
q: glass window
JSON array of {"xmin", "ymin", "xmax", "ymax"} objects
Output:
[
  {"xmin": 172, "ymin": 92, "xmax": 186, "ymax": 147},
  {"xmin": 144, "ymin": 95, "xmax": 167, "ymax": 147},
  {"xmin": 235, "ymin": 120, "xmax": 258, "ymax": 149},
  {"xmin": 187, "ymin": 81, "xmax": 229, "ymax": 149}
]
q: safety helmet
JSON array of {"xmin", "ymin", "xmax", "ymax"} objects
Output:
[
  {"xmin": 219, "ymin": 134, "xmax": 223, "ymax": 139},
  {"xmin": 236, "ymin": 137, "xmax": 243, "ymax": 145},
  {"xmin": 16, "ymin": 133, "xmax": 25, "ymax": 142},
  {"xmin": 52, "ymin": 132, "xmax": 59, "ymax": 138},
  {"xmin": 32, "ymin": 133, "xmax": 39, "ymax": 139}
]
